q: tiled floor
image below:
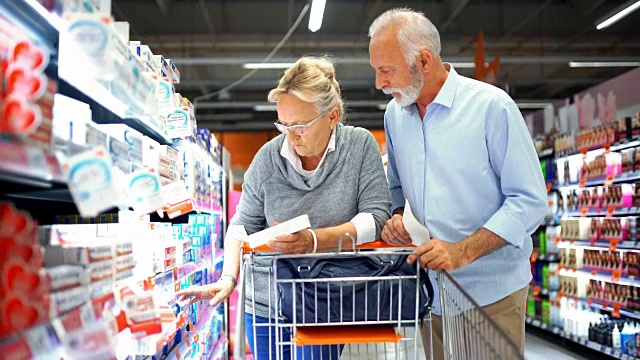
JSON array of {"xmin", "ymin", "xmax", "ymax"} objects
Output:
[{"xmin": 525, "ymin": 333, "xmax": 588, "ymax": 360}]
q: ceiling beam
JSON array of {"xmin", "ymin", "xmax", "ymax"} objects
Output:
[
  {"xmin": 440, "ymin": 0, "xmax": 472, "ymax": 32},
  {"xmin": 154, "ymin": 0, "xmax": 171, "ymax": 17},
  {"xmin": 502, "ymin": 0, "xmax": 555, "ymax": 37}
]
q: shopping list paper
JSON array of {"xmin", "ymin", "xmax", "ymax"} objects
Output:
[
  {"xmin": 245, "ymin": 214, "xmax": 311, "ymax": 249},
  {"xmin": 402, "ymin": 200, "xmax": 431, "ymax": 246}
]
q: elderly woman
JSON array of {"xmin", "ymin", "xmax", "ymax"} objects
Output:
[{"xmin": 177, "ymin": 56, "xmax": 391, "ymax": 359}]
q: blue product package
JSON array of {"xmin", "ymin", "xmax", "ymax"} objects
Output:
[
  {"xmin": 622, "ymin": 331, "xmax": 637, "ymax": 354},
  {"xmin": 193, "ymin": 270, "xmax": 203, "ymax": 286}
]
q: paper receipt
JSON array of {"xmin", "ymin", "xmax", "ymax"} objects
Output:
[
  {"xmin": 245, "ymin": 214, "xmax": 311, "ymax": 248},
  {"xmin": 402, "ymin": 200, "xmax": 431, "ymax": 246}
]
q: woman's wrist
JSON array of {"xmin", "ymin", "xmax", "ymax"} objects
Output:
[{"xmin": 220, "ymin": 274, "xmax": 237, "ymax": 288}]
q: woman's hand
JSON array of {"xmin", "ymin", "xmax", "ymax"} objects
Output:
[
  {"xmin": 176, "ymin": 277, "xmax": 235, "ymax": 306},
  {"xmin": 267, "ymin": 229, "xmax": 314, "ymax": 254}
]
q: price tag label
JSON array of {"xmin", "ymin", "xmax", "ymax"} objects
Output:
[
  {"xmin": 533, "ymin": 285, "xmax": 541, "ymax": 296},
  {"xmin": 580, "ymin": 207, "xmax": 590, "ymax": 217},
  {"xmin": 610, "ymin": 239, "xmax": 620, "ymax": 252},
  {"xmin": 613, "ymin": 350, "xmax": 621, "ymax": 358},
  {"xmin": 555, "ymin": 236, "xmax": 561, "ymax": 246},
  {"xmin": 604, "ymin": 347, "xmax": 613, "ymax": 356},
  {"xmin": 526, "ymin": 317, "xmax": 532, "ymax": 324},
  {"xmin": 612, "ymin": 269, "xmax": 622, "ymax": 282},
  {"xmin": 605, "ymin": 174, "xmax": 616, "ymax": 187},
  {"xmin": 531, "ymin": 251, "xmax": 539, "ymax": 263},
  {"xmin": 607, "ymin": 205, "xmax": 617, "ymax": 217},
  {"xmin": 546, "ymin": 182, "xmax": 553, "ymax": 193},
  {"xmin": 579, "ymin": 177, "xmax": 587, "ymax": 188},
  {"xmin": 552, "ymin": 327, "xmax": 560, "ymax": 335},
  {"xmin": 613, "ymin": 304, "xmax": 621, "ymax": 318},
  {"xmin": 590, "ymin": 238, "xmax": 597, "ymax": 246},
  {"xmin": 588, "ymin": 341, "xmax": 601, "ymax": 351},
  {"xmin": 541, "ymin": 323, "xmax": 548, "ymax": 330}
]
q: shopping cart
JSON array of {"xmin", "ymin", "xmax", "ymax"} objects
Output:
[
  {"xmin": 437, "ymin": 271, "xmax": 524, "ymax": 360},
  {"xmin": 237, "ymin": 236, "xmax": 524, "ymax": 360}
]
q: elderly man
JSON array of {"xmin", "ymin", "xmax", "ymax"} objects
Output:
[{"xmin": 368, "ymin": 8, "xmax": 547, "ymax": 359}]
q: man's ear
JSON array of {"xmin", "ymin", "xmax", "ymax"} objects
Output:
[{"xmin": 418, "ymin": 50, "xmax": 433, "ymax": 73}]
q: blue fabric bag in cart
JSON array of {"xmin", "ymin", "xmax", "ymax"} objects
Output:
[{"xmin": 275, "ymin": 254, "xmax": 434, "ymax": 325}]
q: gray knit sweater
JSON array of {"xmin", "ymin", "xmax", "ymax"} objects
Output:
[{"xmin": 231, "ymin": 124, "xmax": 391, "ymax": 317}]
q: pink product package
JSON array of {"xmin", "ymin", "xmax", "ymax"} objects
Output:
[
  {"xmin": 590, "ymin": 187, "xmax": 602, "ymax": 210},
  {"xmin": 622, "ymin": 184, "xmax": 634, "ymax": 208}
]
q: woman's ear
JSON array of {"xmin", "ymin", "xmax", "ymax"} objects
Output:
[{"xmin": 329, "ymin": 107, "xmax": 340, "ymax": 128}]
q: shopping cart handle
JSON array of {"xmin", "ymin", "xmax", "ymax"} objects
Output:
[{"xmin": 242, "ymin": 239, "xmax": 414, "ymax": 253}]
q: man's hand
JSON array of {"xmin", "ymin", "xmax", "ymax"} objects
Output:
[
  {"xmin": 267, "ymin": 229, "xmax": 313, "ymax": 254},
  {"xmin": 381, "ymin": 214, "xmax": 411, "ymax": 246},
  {"xmin": 176, "ymin": 278, "xmax": 235, "ymax": 306},
  {"xmin": 407, "ymin": 239, "xmax": 466, "ymax": 271}
]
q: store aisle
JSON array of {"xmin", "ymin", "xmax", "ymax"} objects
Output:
[{"xmin": 525, "ymin": 333, "xmax": 587, "ymax": 360}]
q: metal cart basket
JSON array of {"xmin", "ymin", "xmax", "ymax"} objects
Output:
[{"xmin": 238, "ymin": 239, "xmax": 523, "ymax": 360}]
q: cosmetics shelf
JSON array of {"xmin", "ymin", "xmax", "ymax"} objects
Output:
[
  {"xmin": 526, "ymin": 316, "xmax": 632, "ymax": 359},
  {"xmin": 566, "ymin": 208, "xmax": 640, "ymax": 217},
  {"xmin": 538, "ymin": 148, "xmax": 554, "ymax": 159},
  {"xmin": 0, "ymin": 0, "xmax": 173, "ymax": 146},
  {"xmin": 558, "ymin": 239, "xmax": 640, "ymax": 251},
  {"xmin": 557, "ymin": 140, "xmax": 640, "ymax": 163},
  {"xmin": 560, "ymin": 268, "xmax": 640, "ymax": 287},
  {"xmin": 560, "ymin": 172, "xmax": 640, "ymax": 191}
]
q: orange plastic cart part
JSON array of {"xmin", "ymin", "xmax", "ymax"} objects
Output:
[
  {"xmin": 293, "ymin": 325, "xmax": 402, "ymax": 346},
  {"xmin": 242, "ymin": 239, "xmax": 413, "ymax": 253}
]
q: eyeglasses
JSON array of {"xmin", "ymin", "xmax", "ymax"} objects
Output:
[{"xmin": 274, "ymin": 110, "xmax": 330, "ymax": 136}]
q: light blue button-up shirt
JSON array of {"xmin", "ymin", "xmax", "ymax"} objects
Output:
[{"xmin": 384, "ymin": 64, "xmax": 547, "ymax": 313}]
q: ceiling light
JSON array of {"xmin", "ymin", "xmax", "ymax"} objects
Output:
[
  {"xmin": 308, "ymin": 0, "xmax": 326, "ymax": 32},
  {"xmin": 569, "ymin": 61, "xmax": 640, "ymax": 68},
  {"xmin": 253, "ymin": 105, "xmax": 277, "ymax": 111},
  {"xmin": 449, "ymin": 62, "xmax": 476, "ymax": 68},
  {"xmin": 242, "ymin": 63, "xmax": 295, "ymax": 69},
  {"xmin": 596, "ymin": 0, "xmax": 640, "ymax": 30},
  {"xmin": 25, "ymin": 0, "xmax": 62, "ymax": 30},
  {"xmin": 516, "ymin": 102, "xmax": 553, "ymax": 109}
]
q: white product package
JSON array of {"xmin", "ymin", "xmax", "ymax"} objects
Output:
[
  {"xmin": 402, "ymin": 200, "xmax": 431, "ymax": 246},
  {"xmin": 245, "ymin": 215, "xmax": 311, "ymax": 249}
]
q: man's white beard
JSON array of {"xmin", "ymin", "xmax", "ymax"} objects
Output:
[{"xmin": 382, "ymin": 65, "xmax": 424, "ymax": 107}]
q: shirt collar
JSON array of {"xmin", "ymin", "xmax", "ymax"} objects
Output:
[
  {"xmin": 401, "ymin": 62, "xmax": 458, "ymax": 112},
  {"xmin": 280, "ymin": 127, "xmax": 337, "ymax": 176}
]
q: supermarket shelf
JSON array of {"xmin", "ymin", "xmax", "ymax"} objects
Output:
[
  {"xmin": 525, "ymin": 316, "xmax": 630, "ymax": 359},
  {"xmin": 566, "ymin": 207, "xmax": 640, "ymax": 217},
  {"xmin": 529, "ymin": 284, "xmax": 551, "ymax": 297},
  {"xmin": 538, "ymin": 148, "xmax": 554, "ymax": 159},
  {"xmin": 560, "ymin": 268, "xmax": 640, "ymax": 287},
  {"xmin": 557, "ymin": 140, "xmax": 640, "ymax": 163},
  {"xmin": 559, "ymin": 172, "xmax": 640, "ymax": 191},
  {"xmin": 585, "ymin": 299, "xmax": 640, "ymax": 321},
  {"xmin": 558, "ymin": 239, "xmax": 640, "ymax": 250},
  {"xmin": 537, "ymin": 253, "xmax": 559, "ymax": 262}
]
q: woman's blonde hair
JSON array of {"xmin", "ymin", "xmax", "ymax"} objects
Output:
[{"xmin": 268, "ymin": 56, "xmax": 344, "ymax": 121}]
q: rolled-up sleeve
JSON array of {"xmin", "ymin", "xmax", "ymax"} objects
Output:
[
  {"xmin": 384, "ymin": 113, "xmax": 405, "ymax": 212},
  {"xmin": 483, "ymin": 99, "xmax": 547, "ymax": 248},
  {"xmin": 355, "ymin": 131, "xmax": 392, "ymax": 242}
]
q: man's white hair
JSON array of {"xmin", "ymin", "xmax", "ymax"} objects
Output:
[{"xmin": 368, "ymin": 8, "xmax": 441, "ymax": 66}]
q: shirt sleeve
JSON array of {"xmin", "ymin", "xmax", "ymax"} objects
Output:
[
  {"xmin": 384, "ymin": 112, "xmax": 405, "ymax": 212},
  {"xmin": 355, "ymin": 131, "xmax": 392, "ymax": 242},
  {"xmin": 482, "ymin": 98, "xmax": 547, "ymax": 248},
  {"xmin": 350, "ymin": 212, "xmax": 376, "ymax": 244},
  {"xmin": 226, "ymin": 225, "xmax": 248, "ymax": 241}
]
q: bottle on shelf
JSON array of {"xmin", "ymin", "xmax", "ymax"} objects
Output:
[{"xmin": 613, "ymin": 324, "xmax": 621, "ymax": 349}]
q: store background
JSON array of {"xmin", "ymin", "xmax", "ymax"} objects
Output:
[{"xmin": 1, "ymin": 0, "xmax": 640, "ymax": 359}]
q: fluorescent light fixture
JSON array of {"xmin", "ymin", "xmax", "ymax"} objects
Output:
[
  {"xmin": 25, "ymin": 0, "xmax": 63, "ymax": 30},
  {"xmin": 243, "ymin": 62, "xmax": 295, "ymax": 69},
  {"xmin": 516, "ymin": 102, "xmax": 553, "ymax": 109},
  {"xmin": 308, "ymin": 0, "xmax": 327, "ymax": 32},
  {"xmin": 596, "ymin": 0, "xmax": 640, "ymax": 30},
  {"xmin": 450, "ymin": 62, "xmax": 476, "ymax": 68},
  {"xmin": 254, "ymin": 105, "xmax": 277, "ymax": 111},
  {"xmin": 569, "ymin": 61, "xmax": 640, "ymax": 68}
]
